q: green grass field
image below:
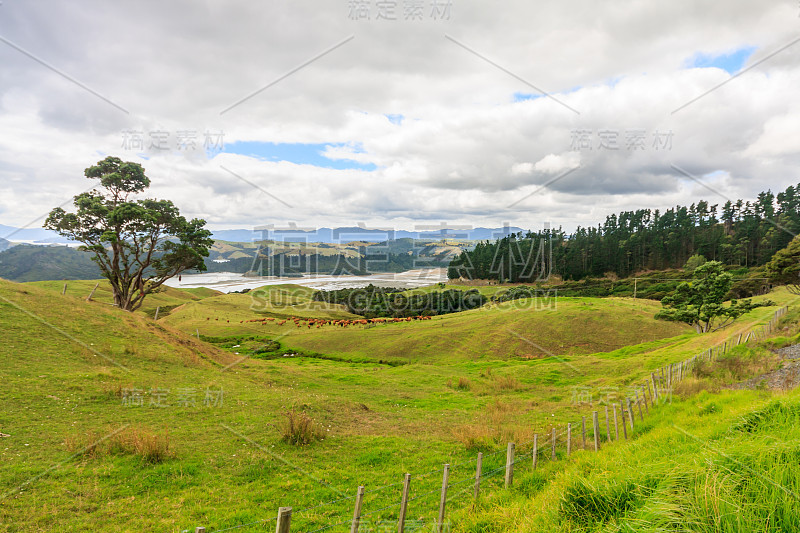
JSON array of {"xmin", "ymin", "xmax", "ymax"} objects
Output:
[{"xmin": 1, "ymin": 278, "xmax": 797, "ymax": 531}]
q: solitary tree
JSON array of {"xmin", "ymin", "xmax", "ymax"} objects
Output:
[
  {"xmin": 765, "ymin": 235, "xmax": 800, "ymax": 294},
  {"xmin": 45, "ymin": 157, "xmax": 213, "ymax": 311},
  {"xmin": 655, "ymin": 261, "xmax": 769, "ymax": 333}
]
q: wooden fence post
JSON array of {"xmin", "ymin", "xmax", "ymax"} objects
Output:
[
  {"xmin": 504, "ymin": 443, "xmax": 515, "ymax": 488},
  {"xmin": 641, "ymin": 387, "xmax": 649, "ymax": 414},
  {"xmin": 532, "ymin": 434, "xmax": 538, "ymax": 469},
  {"xmin": 592, "ymin": 411, "xmax": 600, "ymax": 451},
  {"xmin": 605, "ymin": 406, "xmax": 611, "ymax": 441},
  {"xmin": 612, "ymin": 404, "xmax": 619, "ymax": 441},
  {"xmin": 651, "ymin": 373, "xmax": 659, "ymax": 402},
  {"xmin": 551, "ymin": 428, "xmax": 556, "ymax": 460},
  {"xmin": 626, "ymin": 399, "xmax": 635, "ymax": 433},
  {"xmin": 62, "ymin": 283, "xmax": 67, "ymax": 295},
  {"xmin": 636, "ymin": 395, "xmax": 644, "ymax": 422},
  {"xmin": 399, "ymin": 473, "xmax": 411, "ymax": 533},
  {"xmin": 87, "ymin": 282, "xmax": 99, "ymax": 301},
  {"xmin": 437, "ymin": 465, "xmax": 450, "ymax": 533},
  {"xmin": 276, "ymin": 507, "xmax": 292, "ymax": 533},
  {"xmin": 154, "ymin": 306, "xmax": 160, "ymax": 321},
  {"xmin": 621, "ymin": 409, "xmax": 628, "ymax": 440},
  {"xmin": 350, "ymin": 486, "xmax": 365, "ymax": 533},
  {"xmin": 195, "ymin": 528, "xmax": 206, "ymax": 533},
  {"xmin": 581, "ymin": 417, "xmax": 587, "ymax": 449},
  {"xmin": 473, "ymin": 453, "xmax": 482, "ymax": 503},
  {"xmin": 566, "ymin": 423, "xmax": 572, "ymax": 456}
]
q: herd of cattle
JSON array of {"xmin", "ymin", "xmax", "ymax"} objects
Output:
[{"xmin": 240, "ymin": 315, "xmax": 435, "ymax": 329}]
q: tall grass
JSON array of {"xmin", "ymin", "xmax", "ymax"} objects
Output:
[
  {"xmin": 281, "ymin": 410, "xmax": 320, "ymax": 445},
  {"xmin": 453, "ymin": 393, "xmax": 800, "ymax": 532},
  {"xmin": 65, "ymin": 427, "xmax": 172, "ymax": 464}
]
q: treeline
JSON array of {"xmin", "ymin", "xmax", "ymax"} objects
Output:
[
  {"xmin": 313, "ymin": 284, "xmax": 487, "ymax": 318},
  {"xmin": 449, "ymin": 183, "xmax": 800, "ymax": 281}
]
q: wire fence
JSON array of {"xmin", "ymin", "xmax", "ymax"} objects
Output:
[{"xmin": 196, "ymin": 306, "xmax": 789, "ymax": 533}]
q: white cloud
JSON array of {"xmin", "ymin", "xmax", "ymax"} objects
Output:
[{"xmin": 0, "ymin": 0, "xmax": 798, "ymax": 232}]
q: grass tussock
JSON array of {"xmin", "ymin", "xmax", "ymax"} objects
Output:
[
  {"xmin": 559, "ymin": 477, "xmax": 650, "ymax": 526},
  {"xmin": 691, "ymin": 345, "xmax": 779, "ymax": 386},
  {"xmin": 674, "ymin": 376, "xmax": 712, "ymax": 397},
  {"xmin": 65, "ymin": 427, "xmax": 172, "ymax": 464},
  {"xmin": 447, "ymin": 377, "xmax": 472, "ymax": 390},
  {"xmin": 493, "ymin": 375, "xmax": 522, "ymax": 391},
  {"xmin": 281, "ymin": 410, "xmax": 321, "ymax": 445},
  {"xmin": 453, "ymin": 400, "xmax": 535, "ymax": 450}
]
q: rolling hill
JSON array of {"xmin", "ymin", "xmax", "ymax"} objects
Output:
[
  {"xmin": 1, "ymin": 276, "xmax": 797, "ymax": 531},
  {"xmin": 0, "ymin": 244, "xmax": 101, "ymax": 282}
]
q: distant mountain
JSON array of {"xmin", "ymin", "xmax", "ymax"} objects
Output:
[
  {"xmin": 0, "ymin": 238, "xmax": 9, "ymax": 252},
  {"xmin": 0, "ymin": 224, "xmax": 74, "ymax": 244},
  {"xmin": 0, "ymin": 244, "xmax": 101, "ymax": 282},
  {"xmin": 212, "ymin": 226, "xmax": 526, "ymax": 244},
  {"xmin": 0, "ymin": 224, "xmax": 526, "ymax": 246}
]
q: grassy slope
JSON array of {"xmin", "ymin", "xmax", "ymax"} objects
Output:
[
  {"xmin": 26, "ymin": 279, "xmax": 223, "ymax": 318},
  {"xmin": 162, "ymin": 288, "xmax": 692, "ymax": 363},
  {"xmin": 1, "ymin": 279, "xmax": 796, "ymax": 532},
  {"xmin": 451, "ymin": 388, "xmax": 800, "ymax": 532}
]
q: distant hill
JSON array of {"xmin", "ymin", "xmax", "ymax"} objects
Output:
[
  {"xmin": 203, "ymin": 237, "xmax": 462, "ymax": 275},
  {"xmin": 211, "ymin": 226, "xmax": 525, "ymax": 244},
  {"xmin": 0, "ymin": 244, "xmax": 101, "ymax": 282},
  {"xmin": 0, "ymin": 224, "xmax": 73, "ymax": 244},
  {"xmin": 0, "ymin": 237, "xmax": 9, "ymax": 252}
]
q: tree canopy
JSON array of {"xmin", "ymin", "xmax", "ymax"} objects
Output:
[
  {"xmin": 449, "ymin": 184, "xmax": 800, "ymax": 281},
  {"xmin": 765, "ymin": 235, "xmax": 800, "ymax": 294},
  {"xmin": 654, "ymin": 261, "xmax": 769, "ymax": 333},
  {"xmin": 45, "ymin": 156, "xmax": 213, "ymax": 311}
]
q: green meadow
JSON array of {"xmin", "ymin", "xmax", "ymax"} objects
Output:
[{"xmin": 0, "ymin": 278, "xmax": 797, "ymax": 532}]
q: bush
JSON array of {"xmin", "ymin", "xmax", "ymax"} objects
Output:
[{"xmin": 253, "ymin": 340, "xmax": 281, "ymax": 355}]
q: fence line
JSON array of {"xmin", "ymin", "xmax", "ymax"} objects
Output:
[{"xmin": 200, "ymin": 305, "xmax": 789, "ymax": 533}]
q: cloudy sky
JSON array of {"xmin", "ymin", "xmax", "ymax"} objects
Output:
[{"xmin": 1, "ymin": 0, "xmax": 799, "ymax": 234}]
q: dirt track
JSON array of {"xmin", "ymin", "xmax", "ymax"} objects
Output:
[{"xmin": 730, "ymin": 344, "xmax": 800, "ymax": 391}]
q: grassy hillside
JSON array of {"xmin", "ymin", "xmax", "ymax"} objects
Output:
[
  {"xmin": 451, "ymin": 377, "xmax": 800, "ymax": 532},
  {"xmin": 162, "ymin": 287, "xmax": 692, "ymax": 362},
  {"xmin": 26, "ymin": 278, "xmax": 223, "ymax": 318},
  {"xmin": 0, "ymin": 244, "xmax": 101, "ymax": 281},
  {"xmin": 0, "ymin": 277, "xmax": 796, "ymax": 532}
]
